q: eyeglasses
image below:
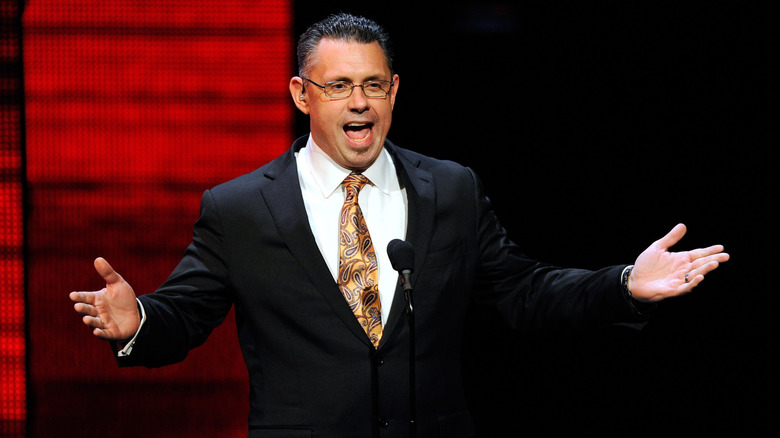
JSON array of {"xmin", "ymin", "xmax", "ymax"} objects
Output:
[{"xmin": 302, "ymin": 77, "xmax": 394, "ymax": 100}]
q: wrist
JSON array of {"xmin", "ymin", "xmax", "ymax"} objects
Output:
[
  {"xmin": 621, "ymin": 265, "xmax": 634, "ymax": 298},
  {"xmin": 620, "ymin": 264, "xmax": 656, "ymax": 317},
  {"xmin": 117, "ymin": 298, "xmax": 145, "ymax": 357}
]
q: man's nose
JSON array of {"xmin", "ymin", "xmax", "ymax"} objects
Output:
[{"xmin": 347, "ymin": 85, "xmax": 370, "ymax": 112}]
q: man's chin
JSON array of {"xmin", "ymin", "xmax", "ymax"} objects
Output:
[{"xmin": 340, "ymin": 145, "xmax": 382, "ymax": 171}]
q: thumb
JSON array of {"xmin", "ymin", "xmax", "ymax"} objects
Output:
[
  {"xmin": 654, "ymin": 223, "xmax": 687, "ymax": 250},
  {"xmin": 94, "ymin": 257, "xmax": 122, "ymax": 285}
]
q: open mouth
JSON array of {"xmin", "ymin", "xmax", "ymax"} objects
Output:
[{"xmin": 343, "ymin": 122, "xmax": 373, "ymax": 143}]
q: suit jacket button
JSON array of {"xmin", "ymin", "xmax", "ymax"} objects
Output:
[{"xmin": 378, "ymin": 417, "xmax": 390, "ymax": 428}]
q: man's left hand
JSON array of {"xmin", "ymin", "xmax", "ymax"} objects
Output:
[{"xmin": 628, "ymin": 223, "xmax": 729, "ymax": 302}]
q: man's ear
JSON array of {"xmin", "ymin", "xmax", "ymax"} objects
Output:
[
  {"xmin": 389, "ymin": 73, "xmax": 400, "ymax": 109},
  {"xmin": 290, "ymin": 76, "xmax": 309, "ymax": 114}
]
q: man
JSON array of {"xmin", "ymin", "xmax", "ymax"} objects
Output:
[{"xmin": 70, "ymin": 13, "xmax": 728, "ymax": 438}]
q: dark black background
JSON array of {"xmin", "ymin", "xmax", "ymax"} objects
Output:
[{"xmin": 294, "ymin": 2, "xmax": 776, "ymax": 436}]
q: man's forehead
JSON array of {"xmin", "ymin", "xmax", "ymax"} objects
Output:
[{"xmin": 310, "ymin": 39, "xmax": 391, "ymax": 79}]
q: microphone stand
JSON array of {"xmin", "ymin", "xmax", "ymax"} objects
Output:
[
  {"xmin": 388, "ymin": 239, "xmax": 416, "ymax": 438},
  {"xmin": 401, "ymin": 269, "xmax": 415, "ymax": 438}
]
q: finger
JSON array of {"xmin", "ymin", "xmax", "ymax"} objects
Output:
[
  {"xmin": 94, "ymin": 257, "xmax": 122, "ymax": 285},
  {"xmin": 82, "ymin": 314, "xmax": 105, "ymax": 330},
  {"xmin": 687, "ymin": 244, "xmax": 727, "ymax": 261},
  {"xmin": 678, "ymin": 269, "xmax": 707, "ymax": 293},
  {"xmin": 69, "ymin": 290, "xmax": 97, "ymax": 305},
  {"xmin": 690, "ymin": 260, "xmax": 721, "ymax": 278},
  {"xmin": 689, "ymin": 252, "xmax": 729, "ymax": 271},
  {"xmin": 679, "ymin": 260, "xmax": 721, "ymax": 293},
  {"xmin": 678, "ymin": 274, "xmax": 703, "ymax": 294},
  {"xmin": 73, "ymin": 302, "xmax": 97, "ymax": 317},
  {"xmin": 654, "ymin": 223, "xmax": 687, "ymax": 250}
]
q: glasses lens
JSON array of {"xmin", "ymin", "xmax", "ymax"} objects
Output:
[
  {"xmin": 325, "ymin": 81, "xmax": 352, "ymax": 98},
  {"xmin": 363, "ymin": 81, "xmax": 389, "ymax": 97}
]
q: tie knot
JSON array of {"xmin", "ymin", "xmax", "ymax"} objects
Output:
[{"xmin": 343, "ymin": 173, "xmax": 369, "ymax": 193}]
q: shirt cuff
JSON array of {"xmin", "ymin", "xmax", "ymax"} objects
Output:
[{"xmin": 117, "ymin": 298, "xmax": 146, "ymax": 357}]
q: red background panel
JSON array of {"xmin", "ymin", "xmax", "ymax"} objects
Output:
[
  {"xmin": 1, "ymin": 1, "xmax": 26, "ymax": 436},
  {"xmin": 23, "ymin": 1, "xmax": 292, "ymax": 436}
]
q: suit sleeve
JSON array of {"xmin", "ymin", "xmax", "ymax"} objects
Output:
[
  {"xmin": 467, "ymin": 168, "xmax": 647, "ymax": 334},
  {"xmin": 116, "ymin": 189, "xmax": 234, "ymax": 368}
]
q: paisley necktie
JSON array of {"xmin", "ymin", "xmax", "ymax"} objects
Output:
[{"xmin": 338, "ymin": 173, "xmax": 382, "ymax": 348}]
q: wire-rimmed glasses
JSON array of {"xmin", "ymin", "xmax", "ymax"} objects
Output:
[{"xmin": 302, "ymin": 77, "xmax": 394, "ymax": 99}]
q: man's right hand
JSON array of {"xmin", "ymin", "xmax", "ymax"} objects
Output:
[{"xmin": 70, "ymin": 257, "xmax": 140, "ymax": 340}]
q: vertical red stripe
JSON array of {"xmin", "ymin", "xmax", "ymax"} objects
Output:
[{"xmin": 1, "ymin": 0, "xmax": 26, "ymax": 436}]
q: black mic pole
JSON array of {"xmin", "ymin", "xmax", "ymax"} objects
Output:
[
  {"xmin": 403, "ymin": 269, "xmax": 415, "ymax": 438},
  {"xmin": 387, "ymin": 239, "xmax": 416, "ymax": 438}
]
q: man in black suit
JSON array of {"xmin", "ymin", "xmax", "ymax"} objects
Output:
[{"xmin": 70, "ymin": 13, "xmax": 729, "ymax": 438}]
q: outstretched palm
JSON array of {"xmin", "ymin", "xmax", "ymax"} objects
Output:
[
  {"xmin": 70, "ymin": 257, "xmax": 140, "ymax": 340},
  {"xmin": 629, "ymin": 224, "xmax": 729, "ymax": 302}
]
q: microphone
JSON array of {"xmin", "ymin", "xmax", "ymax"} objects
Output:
[
  {"xmin": 387, "ymin": 239, "xmax": 414, "ymax": 292},
  {"xmin": 386, "ymin": 239, "xmax": 416, "ymax": 438}
]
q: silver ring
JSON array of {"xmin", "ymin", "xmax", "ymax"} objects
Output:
[{"xmin": 684, "ymin": 272, "xmax": 690, "ymax": 283}]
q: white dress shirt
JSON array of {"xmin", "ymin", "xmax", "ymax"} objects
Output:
[{"xmin": 296, "ymin": 135, "xmax": 408, "ymax": 323}]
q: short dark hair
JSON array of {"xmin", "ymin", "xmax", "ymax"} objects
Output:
[{"xmin": 296, "ymin": 13, "xmax": 394, "ymax": 77}]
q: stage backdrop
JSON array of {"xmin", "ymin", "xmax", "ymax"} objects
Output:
[
  {"xmin": 1, "ymin": 1, "xmax": 25, "ymax": 436},
  {"xmin": 23, "ymin": 1, "xmax": 292, "ymax": 436}
]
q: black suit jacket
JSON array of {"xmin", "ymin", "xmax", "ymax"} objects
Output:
[{"xmin": 118, "ymin": 136, "xmax": 643, "ymax": 437}]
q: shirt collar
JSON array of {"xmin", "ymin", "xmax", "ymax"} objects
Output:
[{"xmin": 302, "ymin": 135, "xmax": 397, "ymax": 198}]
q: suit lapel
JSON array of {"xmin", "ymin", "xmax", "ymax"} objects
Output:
[
  {"xmin": 259, "ymin": 139, "xmax": 374, "ymax": 348},
  {"xmin": 379, "ymin": 143, "xmax": 436, "ymax": 348}
]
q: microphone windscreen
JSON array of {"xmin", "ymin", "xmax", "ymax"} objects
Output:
[{"xmin": 387, "ymin": 239, "xmax": 415, "ymax": 272}]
